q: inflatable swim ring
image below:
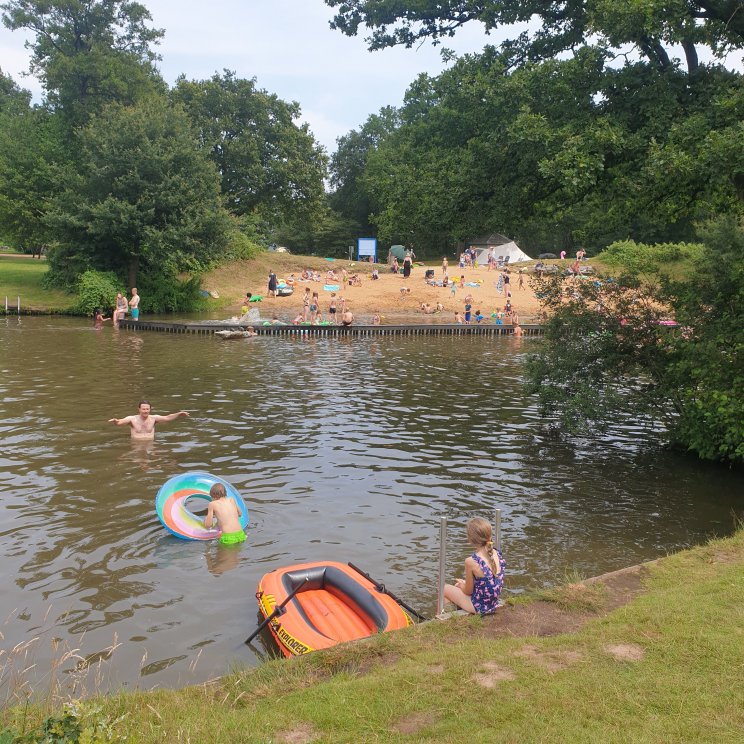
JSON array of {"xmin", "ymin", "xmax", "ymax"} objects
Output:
[{"xmin": 155, "ymin": 471, "xmax": 248, "ymax": 541}]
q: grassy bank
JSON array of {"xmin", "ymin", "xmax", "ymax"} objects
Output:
[
  {"xmin": 0, "ymin": 255, "xmax": 73, "ymax": 312},
  {"xmin": 3, "ymin": 529, "xmax": 742, "ymax": 743}
]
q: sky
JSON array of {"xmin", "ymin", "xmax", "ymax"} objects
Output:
[{"xmin": 0, "ymin": 0, "xmax": 495, "ymax": 154}]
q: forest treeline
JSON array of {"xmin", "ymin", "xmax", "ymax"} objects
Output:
[{"xmin": 2, "ymin": 1, "xmax": 743, "ymax": 273}]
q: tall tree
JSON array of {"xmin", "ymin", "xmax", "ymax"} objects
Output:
[
  {"xmin": 172, "ymin": 71, "xmax": 327, "ymax": 229},
  {"xmin": 0, "ymin": 69, "xmax": 65, "ymax": 251},
  {"xmin": 329, "ymin": 105, "xmax": 398, "ymax": 235},
  {"xmin": 325, "ymin": 0, "xmax": 744, "ymax": 76},
  {"xmin": 47, "ymin": 96, "xmax": 230, "ymax": 288},
  {"xmin": 1, "ymin": 0, "xmax": 165, "ymax": 128}
]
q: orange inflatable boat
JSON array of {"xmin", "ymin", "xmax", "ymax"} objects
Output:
[{"xmin": 256, "ymin": 561, "xmax": 413, "ymax": 657}]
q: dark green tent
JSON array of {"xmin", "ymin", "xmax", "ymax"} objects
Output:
[{"xmin": 389, "ymin": 245, "xmax": 406, "ymax": 260}]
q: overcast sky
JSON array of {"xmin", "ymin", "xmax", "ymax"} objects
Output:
[{"xmin": 0, "ymin": 0, "xmax": 494, "ymax": 154}]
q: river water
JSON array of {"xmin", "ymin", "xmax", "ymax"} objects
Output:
[{"xmin": 0, "ymin": 316, "xmax": 741, "ymax": 698}]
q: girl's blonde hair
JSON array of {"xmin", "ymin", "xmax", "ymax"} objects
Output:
[{"xmin": 466, "ymin": 517, "xmax": 500, "ymax": 576}]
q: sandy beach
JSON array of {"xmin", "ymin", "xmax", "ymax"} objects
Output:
[{"xmin": 209, "ymin": 255, "xmax": 545, "ymax": 325}]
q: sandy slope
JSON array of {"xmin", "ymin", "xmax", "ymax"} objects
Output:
[{"xmin": 206, "ymin": 253, "xmax": 546, "ymax": 324}]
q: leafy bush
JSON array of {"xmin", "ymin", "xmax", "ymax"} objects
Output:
[
  {"xmin": 598, "ymin": 239, "xmax": 703, "ymax": 273},
  {"xmin": 42, "ymin": 245, "xmax": 93, "ymax": 290},
  {"xmin": 74, "ymin": 270, "xmax": 122, "ymax": 316},
  {"xmin": 223, "ymin": 229, "xmax": 261, "ymax": 262},
  {"xmin": 136, "ymin": 273, "xmax": 207, "ymax": 313}
]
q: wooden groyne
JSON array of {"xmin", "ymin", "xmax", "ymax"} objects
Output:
[{"xmin": 119, "ymin": 321, "xmax": 543, "ymax": 337}]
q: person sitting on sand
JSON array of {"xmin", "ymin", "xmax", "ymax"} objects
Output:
[
  {"xmin": 341, "ymin": 310, "xmax": 354, "ymax": 326},
  {"xmin": 292, "ymin": 314, "xmax": 304, "ymax": 325},
  {"xmin": 435, "ymin": 302, "xmax": 444, "ymax": 312},
  {"xmin": 400, "ymin": 286, "xmax": 411, "ymax": 298},
  {"xmin": 475, "ymin": 309, "xmax": 484, "ymax": 323},
  {"xmin": 109, "ymin": 400, "xmax": 189, "ymax": 440},
  {"xmin": 372, "ymin": 312, "xmax": 381, "ymax": 325},
  {"xmin": 372, "ymin": 268, "xmax": 379, "ymax": 280},
  {"xmin": 419, "ymin": 303, "xmax": 435, "ymax": 314},
  {"xmin": 454, "ymin": 312, "xmax": 464, "ymax": 324}
]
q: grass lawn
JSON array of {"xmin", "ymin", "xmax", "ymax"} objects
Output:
[
  {"xmin": 3, "ymin": 528, "xmax": 742, "ymax": 743},
  {"xmin": 0, "ymin": 255, "xmax": 74, "ymax": 312}
]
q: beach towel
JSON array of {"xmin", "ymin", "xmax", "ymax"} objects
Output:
[{"xmin": 323, "ymin": 284, "xmax": 340, "ymax": 291}]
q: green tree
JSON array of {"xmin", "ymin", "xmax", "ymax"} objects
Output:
[
  {"xmin": 1, "ymin": 0, "xmax": 165, "ymax": 129},
  {"xmin": 47, "ymin": 96, "xmax": 230, "ymax": 288},
  {"xmin": 523, "ymin": 219, "xmax": 744, "ymax": 465},
  {"xmin": 172, "ymin": 71, "xmax": 327, "ymax": 229},
  {"xmin": 326, "ymin": 0, "xmax": 744, "ymax": 75},
  {"xmin": 0, "ymin": 69, "xmax": 66, "ymax": 252},
  {"xmin": 329, "ymin": 106, "xmax": 399, "ymax": 235}
]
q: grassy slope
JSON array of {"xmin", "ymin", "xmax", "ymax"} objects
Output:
[
  {"xmin": 4, "ymin": 530, "xmax": 742, "ymax": 743},
  {"xmin": 0, "ymin": 256, "xmax": 74, "ymax": 311}
]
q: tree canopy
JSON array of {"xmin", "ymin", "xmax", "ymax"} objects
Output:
[
  {"xmin": 326, "ymin": 0, "xmax": 744, "ymax": 74},
  {"xmin": 1, "ymin": 0, "xmax": 165, "ymax": 128}
]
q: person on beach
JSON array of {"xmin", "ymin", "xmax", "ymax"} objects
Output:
[
  {"xmin": 205, "ymin": 483, "xmax": 246, "ymax": 545},
  {"xmin": 442, "ymin": 256, "xmax": 448, "ymax": 274},
  {"xmin": 109, "ymin": 400, "xmax": 189, "ymax": 440},
  {"xmin": 129, "ymin": 288, "xmax": 140, "ymax": 321},
  {"xmin": 341, "ymin": 309, "xmax": 354, "ymax": 326},
  {"xmin": 302, "ymin": 287, "xmax": 311, "ymax": 320},
  {"xmin": 464, "ymin": 301, "xmax": 472, "ymax": 324},
  {"xmin": 518, "ymin": 270, "xmax": 525, "ymax": 291},
  {"xmin": 241, "ymin": 292, "xmax": 253, "ymax": 314},
  {"xmin": 402, "ymin": 252, "xmax": 412, "ymax": 279},
  {"xmin": 444, "ymin": 517, "xmax": 505, "ymax": 615},
  {"xmin": 309, "ymin": 292, "xmax": 319, "ymax": 323},
  {"xmin": 268, "ymin": 270, "xmax": 278, "ymax": 297},
  {"xmin": 329, "ymin": 293, "xmax": 338, "ymax": 324},
  {"xmin": 372, "ymin": 312, "xmax": 381, "ymax": 325}
]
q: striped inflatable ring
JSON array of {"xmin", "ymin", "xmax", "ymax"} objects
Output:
[{"xmin": 155, "ymin": 471, "xmax": 249, "ymax": 541}]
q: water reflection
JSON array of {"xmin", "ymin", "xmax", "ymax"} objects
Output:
[{"xmin": 0, "ymin": 317, "xmax": 741, "ymax": 696}]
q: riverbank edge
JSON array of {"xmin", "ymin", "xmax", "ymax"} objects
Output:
[{"xmin": 3, "ymin": 527, "xmax": 742, "ymax": 742}]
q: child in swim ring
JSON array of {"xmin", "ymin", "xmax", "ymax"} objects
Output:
[{"xmin": 205, "ymin": 483, "xmax": 245, "ymax": 545}]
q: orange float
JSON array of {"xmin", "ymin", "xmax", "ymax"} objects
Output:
[{"xmin": 256, "ymin": 561, "xmax": 413, "ymax": 657}]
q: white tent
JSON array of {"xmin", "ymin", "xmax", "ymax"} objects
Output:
[{"xmin": 473, "ymin": 240, "xmax": 531, "ymax": 265}]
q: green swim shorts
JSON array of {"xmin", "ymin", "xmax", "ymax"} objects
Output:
[{"xmin": 219, "ymin": 530, "xmax": 246, "ymax": 546}]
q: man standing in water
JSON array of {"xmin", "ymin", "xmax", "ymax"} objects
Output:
[
  {"xmin": 129, "ymin": 288, "xmax": 140, "ymax": 321},
  {"xmin": 109, "ymin": 400, "xmax": 190, "ymax": 439}
]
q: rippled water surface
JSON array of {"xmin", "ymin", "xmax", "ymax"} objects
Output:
[{"xmin": 0, "ymin": 316, "xmax": 741, "ymax": 695}]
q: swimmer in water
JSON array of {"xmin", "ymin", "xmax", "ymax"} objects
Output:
[{"xmin": 108, "ymin": 400, "xmax": 190, "ymax": 440}]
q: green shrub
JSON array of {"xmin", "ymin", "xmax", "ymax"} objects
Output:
[
  {"xmin": 74, "ymin": 270, "xmax": 122, "ymax": 316},
  {"xmin": 598, "ymin": 239, "xmax": 703, "ymax": 273},
  {"xmin": 223, "ymin": 229, "xmax": 261, "ymax": 262},
  {"xmin": 136, "ymin": 273, "xmax": 207, "ymax": 313},
  {"xmin": 42, "ymin": 245, "xmax": 92, "ymax": 290}
]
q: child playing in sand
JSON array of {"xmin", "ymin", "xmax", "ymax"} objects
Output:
[
  {"xmin": 204, "ymin": 483, "xmax": 245, "ymax": 545},
  {"xmin": 329, "ymin": 293, "xmax": 338, "ymax": 324},
  {"xmin": 455, "ymin": 311, "xmax": 464, "ymax": 324},
  {"xmin": 444, "ymin": 517, "xmax": 505, "ymax": 614},
  {"xmin": 302, "ymin": 287, "xmax": 311, "ymax": 320}
]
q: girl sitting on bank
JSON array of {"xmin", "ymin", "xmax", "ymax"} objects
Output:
[{"xmin": 444, "ymin": 518, "xmax": 505, "ymax": 614}]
